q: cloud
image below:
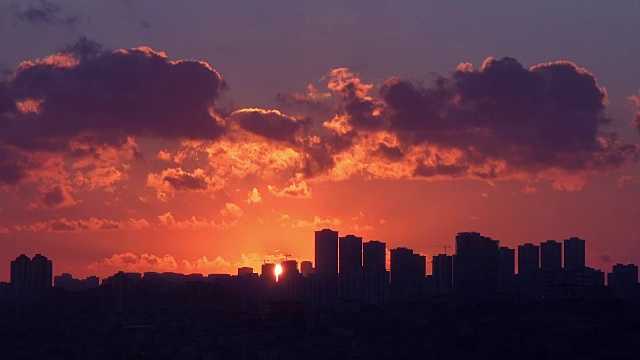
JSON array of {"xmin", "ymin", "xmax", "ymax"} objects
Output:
[
  {"xmin": 278, "ymin": 214, "xmax": 341, "ymax": 229},
  {"xmin": 0, "ymin": 147, "xmax": 28, "ymax": 186},
  {"xmin": 11, "ymin": 0, "xmax": 79, "ymax": 26},
  {"xmin": 0, "ymin": 226, "xmax": 9, "ymax": 234},
  {"xmin": 42, "ymin": 185, "xmax": 75, "ymax": 208},
  {"xmin": 157, "ymin": 212, "xmax": 218, "ymax": 230},
  {"xmin": 246, "ymin": 188, "xmax": 263, "ymax": 204},
  {"xmin": 314, "ymin": 58, "xmax": 637, "ymax": 186},
  {"xmin": 599, "ymin": 254, "xmax": 614, "ymax": 264},
  {"xmin": 146, "ymin": 167, "xmax": 223, "ymax": 200},
  {"xmin": 275, "ymin": 84, "xmax": 333, "ymax": 115},
  {"xmin": 2, "ymin": 37, "xmax": 226, "ymax": 153},
  {"xmin": 16, "ymin": 217, "xmax": 150, "ymax": 232},
  {"xmin": 220, "ymin": 202, "xmax": 243, "ymax": 227},
  {"xmin": 158, "ymin": 203, "xmax": 243, "ymax": 230},
  {"xmin": 629, "ymin": 90, "xmax": 640, "ymax": 134},
  {"xmin": 268, "ymin": 173, "xmax": 312, "ymax": 198},
  {"xmin": 183, "ymin": 256, "xmax": 231, "ymax": 273},
  {"xmin": 89, "ymin": 252, "xmax": 178, "ymax": 272},
  {"xmin": 230, "ymin": 108, "xmax": 310, "ymax": 143}
]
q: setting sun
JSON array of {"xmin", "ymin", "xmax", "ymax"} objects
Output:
[{"xmin": 275, "ymin": 264, "xmax": 282, "ymax": 281}]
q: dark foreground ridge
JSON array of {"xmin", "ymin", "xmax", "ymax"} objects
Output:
[{"xmin": 1, "ymin": 297, "xmax": 639, "ymax": 359}]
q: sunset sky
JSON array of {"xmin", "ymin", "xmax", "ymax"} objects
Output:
[{"xmin": 1, "ymin": 0, "xmax": 640, "ymax": 281}]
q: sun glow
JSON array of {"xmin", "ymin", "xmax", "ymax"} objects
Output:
[{"xmin": 275, "ymin": 264, "xmax": 282, "ymax": 281}]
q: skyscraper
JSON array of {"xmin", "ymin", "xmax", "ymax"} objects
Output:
[
  {"xmin": 432, "ymin": 254, "xmax": 453, "ymax": 295},
  {"xmin": 564, "ymin": 237, "xmax": 586, "ymax": 269},
  {"xmin": 10, "ymin": 253, "xmax": 52, "ymax": 304},
  {"xmin": 315, "ymin": 229, "xmax": 338, "ymax": 276},
  {"xmin": 300, "ymin": 261, "xmax": 314, "ymax": 277},
  {"xmin": 607, "ymin": 263, "xmax": 638, "ymax": 303},
  {"xmin": 498, "ymin": 247, "xmax": 515, "ymax": 294},
  {"xmin": 390, "ymin": 247, "xmax": 425, "ymax": 301},
  {"xmin": 339, "ymin": 234, "xmax": 362, "ymax": 275},
  {"xmin": 453, "ymin": 232, "xmax": 500, "ymax": 304},
  {"xmin": 518, "ymin": 243, "xmax": 539, "ymax": 273},
  {"xmin": 363, "ymin": 240, "xmax": 386, "ymax": 273},
  {"xmin": 362, "ymin": 240, "xmax": 388, "ymax": 304},
  {"xmin": 261, "ymin": 263, "xmax": 276, "ymax": 282},
  {"xmin": 540, "ymin": 240, "xmax": 562, "ymax": 270}
]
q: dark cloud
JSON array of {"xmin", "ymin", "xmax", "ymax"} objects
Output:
[
  {"xmin": 326, "ymin": 68, "xmax": 383, "ymax": 130},
  {"xmin": 43, "ymin": 186, "xmax": 65, "ymax": 207},
  {"xmin": 413, "ymin": 163, "xmax": 468, "ymax": 178},
  {"xmin": 12, "ymin": 0, "xmax": 79, "ymax": 26},
  {"xmin": 162, "ymin": 173, "xmax": 208, "ymax": 191},
  {"xmin": 299, "ymin": 137, "xmax": 335, "ymax": 177},
  {"xmin": 42, "ymin": 186, "xmax": 73, "ymax": 208},
  {"xmin": 599, "ymin": 254, "xmax": 614, "ymax": 264},
  {"xmin": 372, "ymin": 57, "xmax": 637, "ymax": 176},
  {"xmin": 230, "ymin": 109, "xmax": 309, "ymax": 143},
  {"xmin": 1, "ymin": 38, "xmax": 227, "ymax": 152},
  {"xmin": 0, "ymin": 147, "xmax": 27, "ymax": 185},
  {"xmin": 374, "ymin": 144, "xmax": 404, "ymax": 162},
  {"xmin": 274, "ymin": 84, "xmax": 333, "ymax": 116}
]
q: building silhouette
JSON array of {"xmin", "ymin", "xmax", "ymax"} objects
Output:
[
  {"xmin": 300, "ymin": 261, "xmax": 314, "ymax": 277},
  {"xmin": 315, "ymin": 229, "xmax": 338, "ymax": 276},
  {"xmin": 607, "ymin": 263, "xmax": 638, "ymax": 303},
  {"xmin": 564, "ymin": 237, "xmax": 586, "ymax": 269},
  {"xmin": 10, "ymin": 253, "xmax": 52, "ymax": 304},
  {"xmin": 518, "ymin": 243, "xmax": 539, "ymax": 273},
  {"xmin": 453, "ymin": 232, "xmax": 500, "ymax": 304},
  {"xmin": 390, "ymin": 247, "xmax": 425, "ymax": 301},
  {"xmin": 339, "ymin": 234, "xmax": 362, "ymax": 275},
  {"xmin": 280, "ymin": 260, "xmax": 299, "ymax": 280},
  {"xmin": 363, "ymin": 240, "xmax": 386, "ymax": 273},
  {"xmin": 313, "ymin": 229, "xmax": 339, "ymax": 307},
  {"xmin": 261, "ymin": 263, "xmax": 276, "ymax": 283},
  {"xmin": 362, "ymin": 240, "xmax": 389, "ymax": 304},
  {"xmin": 541, "ymin": 240, "xmax": 562, "ymax": 269},
  {"xmin": 498, "ymin": 247, "xmax": 515, "ymax": 295},
  {"xmin": 237, "ymin": 267, "xmax": 254, "ymax": 276},
  {"xmin": 432, "ymin": 254, "xmax": 452, "ymax": 295},
  {"xmin": 54, "ymin": 273, "xmax": 99, "ymax": 292}
]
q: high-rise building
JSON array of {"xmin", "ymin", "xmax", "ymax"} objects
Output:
[
  {"xmin": 363, "ymin": 240, "xmax": 386, "ymax": 273},
  {"xmin": 541, "ymin": 240, "xmax": 562, "ymax": 270},
  {"xmin": 518, "ymin": 243, "xmax": 539, "ymax": 273},
  {"xmin": 280, "ymin": 260, "xmax": 299, "ymax": 279},
  {"xmin": 315, "ymin": 229, "xmax": 338, "ymax": 276},
  {"xmin": 261, "ymin": 263, "xmax": 276, "ymax": 282},
  {"xmin": 237, "ymin": 267, "xmax": 254, "ymax": 276},
  {"xmin": 301, "ymin": 261, "xmax": 314, "ymax": 277},
  {"xmin": 390, "ymin": 247, "xmax": 426, "ymax": 301},
  {"xmin": 10, "ymin": 254, "xmax": 31, "ymax": 303},
  {"xmin": 607, "ymin": 263, "xmax": 638, "ymax": 303},
  {"xmin": 453, "ymin": 232, "xmax": 500, "ymax": 304},
  {"xmin": 498, "ymin": 247, "xmax": 515, "ymax": 294},
  {"xmin": 432, "ymin": 254, "xmax": 452, "ymax": 295},
  {"xmin": 339, "ymin": 234, "xmax": 363, "ymax": 275},
  {"xmin": 564, "ymin": 237, "xmax": 586, "ymax": 269},
  {"xmin": 54, "ymin": 273, "xmax": 100, "ymax": 292},
  {"xmin": 10, "ymin": 253, "xmax": 52, "ymax": 304},
  {"xmin": 362, "ymin": 240, "xmax": 389, "ymax": 304}
]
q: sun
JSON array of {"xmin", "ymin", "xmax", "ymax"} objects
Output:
[{"xmin": 275, "ymin": 264, "xmax": 282, "ymax": 281}]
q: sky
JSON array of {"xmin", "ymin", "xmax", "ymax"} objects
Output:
[{"xmin": 1, "ymin": 0, "xmax": 640, "ymax": 280}]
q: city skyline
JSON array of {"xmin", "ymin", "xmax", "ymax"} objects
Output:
[
  {"xmin": 6, "ymin": 229, "xmax": 633, "ymax": 283},
  {"xmin": 1, "ymin": 1, "xmax": 640, "ymax": 282}
]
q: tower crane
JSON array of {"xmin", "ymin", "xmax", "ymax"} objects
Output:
[{"xmin": 425, "ymin": 245, "xmax": 452, "ymax": 255}]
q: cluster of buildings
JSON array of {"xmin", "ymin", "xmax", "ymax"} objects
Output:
[{"xmin": 2, "ymin": 230, "xmax": 640, "ymax": 308}]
